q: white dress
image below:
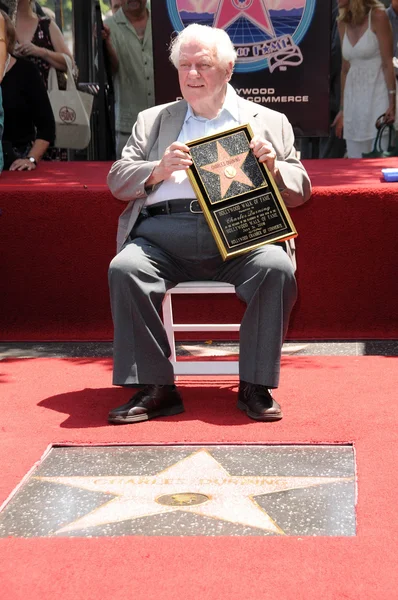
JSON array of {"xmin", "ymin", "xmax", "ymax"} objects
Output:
[{"xmin": 342, "ymin": 9, "xmax": 389, "ymax": 145}]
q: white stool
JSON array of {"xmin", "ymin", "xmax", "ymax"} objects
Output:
[{"xmin": 162, "ymin": 281, "xmax": 240, "ymax": 375}]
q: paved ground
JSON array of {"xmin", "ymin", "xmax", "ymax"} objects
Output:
[{"xmin": 0, "ymin": 340, "xmax": 397, "ymax": 359}]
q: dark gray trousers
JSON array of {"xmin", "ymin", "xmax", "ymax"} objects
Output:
[{"xmin": 109, "ymin": 212, "xmax": 297, "ymax": 387}]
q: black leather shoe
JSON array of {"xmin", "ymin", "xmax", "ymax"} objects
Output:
[
  {"xmin": 237, "ymin": 380, "xmax": 283, "ymax": 421},
  {"xmin": 108, "ymin": 385, "xmax": 184, "ymax": 424}
]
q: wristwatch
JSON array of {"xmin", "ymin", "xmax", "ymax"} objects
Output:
[{"xmin": 27, "ymin": 157, "xmax": 37, "ymax": 166}]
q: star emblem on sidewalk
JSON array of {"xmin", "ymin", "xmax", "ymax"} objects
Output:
[
  {"xmin": 200, "ymin": 141, "xmax": 254, "ymax": 198},
  {"xmin": 35, "ymin": 449, "xmax": 353, "ymax": 536}
]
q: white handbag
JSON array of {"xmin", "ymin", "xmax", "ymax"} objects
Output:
[{"xmin": 47, "ymin": 55, "xmax": 93, "ymax": 150}]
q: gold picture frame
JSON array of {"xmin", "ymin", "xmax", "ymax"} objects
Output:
[{"xmin": 186, "ymin": 123, "xmax": 297, "ymax": 260}]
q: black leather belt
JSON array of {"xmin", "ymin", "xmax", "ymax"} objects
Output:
[{"xmin": 145, "ymin": 199, "xmax": 202, "ymax": 216}]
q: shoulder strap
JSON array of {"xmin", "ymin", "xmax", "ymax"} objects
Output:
[
  {"xmin": 63, "ymin": 54, "xmax": 78, "ymax": 91},
  {"xmin": 48, "ymin": 55, "xmax": 77, "ymax": 92},
  {"xmin": 37, "ymin": 17, "xmax": 51, "ymax": 35}
]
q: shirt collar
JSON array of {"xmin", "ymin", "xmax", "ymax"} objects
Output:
[
  {"xmin": 184, "ymin": 83, "xmax": 239, "ymax": 124},
  {"xmin": 115, "ymin": 7, "xmax": 151, "ymax": 25}
]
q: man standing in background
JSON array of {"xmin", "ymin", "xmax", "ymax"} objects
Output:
[{"xmin": 103, "ymin": 0, "xmax": 154, "ymax": 158}]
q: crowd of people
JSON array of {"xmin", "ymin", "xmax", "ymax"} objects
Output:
[
  {"xmin": 101, "ymin": 0, "xmax": 398, "ymax": 162},
  {"xmin": 0, "ymin": 0, "xmax": 78, "ymax": 171},
  {"xmin": 0, "ymin": 8, "xmax": 55, "ymax": 170},
  {"xmin": 0, "ymin": 0, "xmax": 398, "ymax": 173},
  {"xmin": 0, "ymin": 0, "xmax": 153, "ymax": 172}
]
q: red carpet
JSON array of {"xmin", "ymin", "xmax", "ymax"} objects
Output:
[
  {"xmin": 1, "ymin": 356, "xmax": 397, "ymax": 599},
  {"xmin": 1, "ymin": 159, "xmax": 398, "ymax": 341}
]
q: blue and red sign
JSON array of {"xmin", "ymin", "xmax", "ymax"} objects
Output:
[
  {"xmin": 152, "ymin": 0, "xmax": 331, "ymax": 137},
  {"xmin": 167, "ymin": 0, "xmax": 316, "ymax": 73}
]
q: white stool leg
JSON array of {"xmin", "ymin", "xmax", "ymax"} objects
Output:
[
  {"xmin": 162, "ymin": 291, "xmax": 177, "ymax": 362},
  {"xmin": 162, "ymin": 282, "xmax": 240, "ymax": 376}
]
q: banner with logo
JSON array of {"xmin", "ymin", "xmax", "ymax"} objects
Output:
[{"xmin": 151, "ymin": 0, "xmax": 331, "ymax": 137}]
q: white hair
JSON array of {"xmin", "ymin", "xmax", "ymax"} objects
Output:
[{"xmin": 169, "ymin": 24, "xmax": 237, "ymax": 70}]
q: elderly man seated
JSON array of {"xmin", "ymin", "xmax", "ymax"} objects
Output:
[{"xmin": 107, "ymin": 24, "xmax": 312, "ymax": 425}]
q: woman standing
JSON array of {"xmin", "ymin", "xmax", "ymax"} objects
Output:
[
  {"xmin": 0, "ymin": 9, "xmax": 55, "ymax": 171},
  {"xmin": 333, "ymin": 0, "xmax": 396, "ymax": 158},
  {"xmin": 13, "ymin": 0, "xmax": 73, "ymax": 89},
  {"xmin": 13, "ymin": 0, "xmax": 75, "ymax": 160}
]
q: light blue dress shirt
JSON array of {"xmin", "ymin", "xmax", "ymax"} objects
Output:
[{"xmin": 146, "ymin": 83, "xmax": 240, "ymax": 206}]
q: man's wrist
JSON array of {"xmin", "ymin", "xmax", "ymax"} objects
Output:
[
  {"xmin": 273, "ymin": 166, "xmax": 282, "ymax": 186},
  {"xmin": 273, "ymin": 166, "xmax": 288, "ymax": 194},
  {"xmin": 146, "ymin": 164, "xmax": 163, "ymax": 189},
  {"xmin": 27, "ymin": 156, "xmax": 37, "ymax": 166}
]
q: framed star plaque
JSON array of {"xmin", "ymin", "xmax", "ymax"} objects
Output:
[{"xmin": 186, "ymin": 124, "xmax": 297, "ymax": 260}]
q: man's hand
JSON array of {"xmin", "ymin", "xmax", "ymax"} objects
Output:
[
  {"xmin": 151, "ymin": 142, "xmax": 192, "ymax": 183},
  {"xmin": 101, "ymin": 24, "xmax": 111, "ymax": 43},
  {"xmin": 250, "ymin": 136, "xmax": 277, "ymax": 177}
]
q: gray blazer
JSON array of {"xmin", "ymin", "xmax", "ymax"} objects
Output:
[{"xmin": 108, "ymin": 96, "xmax": 312, "ymax": 266}]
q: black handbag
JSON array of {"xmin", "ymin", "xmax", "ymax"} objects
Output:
[{"xmin": 362, "ymin": 114, "xmax": 398, "ymax": 158}]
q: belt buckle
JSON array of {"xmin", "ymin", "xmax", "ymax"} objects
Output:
[{"xmin": 189, "ymin": 200, "xmax": 202, "ymax": 214}]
